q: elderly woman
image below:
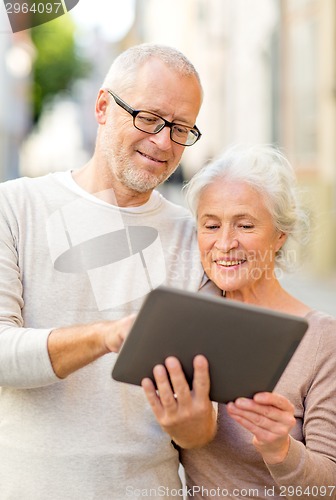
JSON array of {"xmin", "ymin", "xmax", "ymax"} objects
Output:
[{"xmin": 142, "ymin": 145, "xmax": 336, "ymax": 499}]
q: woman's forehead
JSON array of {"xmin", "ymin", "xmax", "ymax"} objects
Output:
[{"xmin": 197, "ymin": 180, "xmax": 272, "ymax": 219}]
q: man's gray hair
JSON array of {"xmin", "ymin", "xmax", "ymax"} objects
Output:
[
  {"xmin": 184, "ymin": 144, "xmax": 310, "ymax": 271},
  {"xmin": 102, "ymin": 42, "xmax": 202, "ymax": 94}
]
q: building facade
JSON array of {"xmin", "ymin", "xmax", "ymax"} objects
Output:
[{"xmin": 134, "ymin": 0, "xmax": 336, "ymax": 278}]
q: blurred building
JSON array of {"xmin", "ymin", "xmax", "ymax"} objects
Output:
[
  {"xmin": 135, "ymin": 0, "xmax": 336, "ymax": 279},
  {"xmin": 135, "ymin": 0, "xmax": 279, "ymax": 174},
  {"xmin": 279, "ymin": 0, "xmax": 336, "ymax": 276},
  {"xmin": 0, "ymin": 31, "xmax": 35, "ymax": 180},
  {"xmin": 1, "ymin": 0, "xmax": 334, "ymax": 279},
  {"xmin": 19, "ymin": 6, "xmax": 139, "ymax": 177}
]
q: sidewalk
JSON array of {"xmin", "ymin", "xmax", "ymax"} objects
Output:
[{"xmin": 280, "ymin": 272, "xmax": 336, "ymax": 317}]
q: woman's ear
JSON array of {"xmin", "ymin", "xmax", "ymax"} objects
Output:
[
  {"xmin": 275, "ymin": 231, "xmax": 287, "ymax": 252},
  {"xmin": 95, "ymin": 89, "xmax": 109, "ymax": 125}
]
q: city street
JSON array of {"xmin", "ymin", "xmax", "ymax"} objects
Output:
[{"xmin": 281, "ymin": 273, "xmax": 336, "ymax": 317}]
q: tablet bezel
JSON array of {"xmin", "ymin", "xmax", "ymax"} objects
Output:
[{"xmin": 112, "ymin": 286, "xmax": 308, "ymax": 403}]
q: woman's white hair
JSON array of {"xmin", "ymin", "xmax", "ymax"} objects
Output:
[
  {"xmin": 184, "ymin": 144, "xmax": 310, "ymax": 271},
  {"xmin": 102, "ymin": 43, "xmax": 202, "ymax": 95}
]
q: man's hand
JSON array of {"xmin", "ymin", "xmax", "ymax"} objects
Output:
[
  {"xmin": 227, "ymin": 392, "xmax": 296, "ymax": 464},
  {"xmin": 48, "ymin": 314, "xmax": 136, "ymax": 379},
  {"xmin": 141, "ymin": 355, "xmax": 217, "ymax": 449},
  {"xmin": 102, "ymin": 314, "xmax": 136, "ymax": 353}
]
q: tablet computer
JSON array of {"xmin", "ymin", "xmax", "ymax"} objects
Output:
[{"xmin": 112, "ymin": 286, "xmax": 308, "ymax": 403}]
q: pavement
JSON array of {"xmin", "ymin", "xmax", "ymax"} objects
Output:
[{"xmin": 280, "ymin": 272, "xmax": 336, "ymax": 317}]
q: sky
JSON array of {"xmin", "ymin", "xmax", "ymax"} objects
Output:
[
  {"xmin": 70, "ymin": 0, "xmax": 135, "ymax": 42},
  {"xmin": 0, "ymin": 0, "xmax": 135, "ymax": 37}
]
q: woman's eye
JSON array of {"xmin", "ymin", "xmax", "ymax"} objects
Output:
[
  {"xmin": 205, "ymin": 224, "xmax": 220, "ymax": 230},
  {"xmin": 239, "ymin": 224, "xmax": 254, "ymax": 230}
]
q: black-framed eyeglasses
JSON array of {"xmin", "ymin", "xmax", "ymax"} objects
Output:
[{"xmin": 107, "ymin": 90, "xmax": 201, "ymax": 147}]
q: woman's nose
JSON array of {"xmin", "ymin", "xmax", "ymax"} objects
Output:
[{"xmin": 214, "ymin": 227, "xmax": 239, "ymax": 253}]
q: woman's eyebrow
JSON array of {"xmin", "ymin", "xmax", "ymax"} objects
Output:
[
  {"xmin": 234, "ymin": 212, "xmax": 257, "ymax": 220},
  {"xmin": 198, "ymin": 213, "xmax": 220, "ymax": 220},
  {"xmin": 199, "ymin": 212, "xmax": 257, "ymax": 220}
]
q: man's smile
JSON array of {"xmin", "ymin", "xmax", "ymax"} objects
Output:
[{"xmin": 138, "ymin": 150, "xmax": 166, "ymax": 164}]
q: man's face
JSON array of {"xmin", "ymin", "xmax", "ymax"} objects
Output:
[{"xmin": 98, "ymin": 59, "xmax": 202, "ymax": 193}]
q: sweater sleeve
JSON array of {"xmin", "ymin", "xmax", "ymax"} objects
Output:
[
  {"xmin": 0, "ymin": 192, "xmax": 59, "ymax": 388},
  {"xmin": 267, "ymin": 313, "xmax": 336, "ymax": 498}
]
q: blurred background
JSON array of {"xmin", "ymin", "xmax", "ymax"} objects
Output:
[{"xmin": 0, "ymin": 0, "xmax": 335, "ymax": 314}]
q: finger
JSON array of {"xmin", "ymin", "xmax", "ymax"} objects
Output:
[
  {"xmin": 164, "ymin": 357, "xmax": 192, "ymax": 404},
  {"xmin": 233, "ymin": 396, "xmax": 294, "ymax": 422},
  {"xmin": 253, "ymin": 392, "xmax": 294, "ymax": 412},
  {"xmin": 228, "ymin": 407, "xmax": 292, "ymax": 435},
  {"xmin": 230, "ymin": 411, "xmax": 290, "ymax": 444},
  {"xmin": 245, "ymin": 394, "xmax": 295, "ymax": 428},
  {"xmin": 227, "ymin": 400, "xmax": 295, "ymax": 433},
  {"xmin": 152, "ymin": 363, "xmax": 179, "ymax": 412},
  {"xmin": 141, "ymin": 377, "xmax": 164, "ymax": 419},
  {"xmin": 116, "ymin": 314, "xmax": 137, "ymax": 341},
  {"xmin": 192, "ymin": 355, "xmax": 211, "ymax": 398}
]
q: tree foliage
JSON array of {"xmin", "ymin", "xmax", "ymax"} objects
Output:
[{"xmin": 31, "ymin": 15, "xmax": 90, "ymax": 123}]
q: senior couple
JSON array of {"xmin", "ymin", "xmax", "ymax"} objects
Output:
[{"xmin": 0, "ymin": 43, "xmax": 335, "ymax": 499}]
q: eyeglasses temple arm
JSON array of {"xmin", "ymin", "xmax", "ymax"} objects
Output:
[{"xmin": 107, "ymin": 90, "xmax": 135, "ymax": 116}]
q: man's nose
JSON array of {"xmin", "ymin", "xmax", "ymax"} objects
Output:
[{"xmin": 149, "ymin": 126, "xmax": 173, "ymax": 150}]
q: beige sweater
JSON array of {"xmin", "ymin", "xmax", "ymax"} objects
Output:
[
  {"xmin": 181, "ymin": 310, "xmax": 336, "ymax": 499},
  {"xmin": 0, "ymin": 172, "xmax": 204, "ymax": 499}
]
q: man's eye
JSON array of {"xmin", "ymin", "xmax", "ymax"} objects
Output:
[
  {"xmin": 173, "ymin": 125, "xmax": 188, "ymax": 137},
  {"xmin": 138, "ymin": 115, "xmax": 158, "ymax": 124}
]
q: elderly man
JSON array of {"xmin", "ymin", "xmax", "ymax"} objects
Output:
[{"xmin": 0, "ymin": 44, "xmax": 216, "ymax": 499}]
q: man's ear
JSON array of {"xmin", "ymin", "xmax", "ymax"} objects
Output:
[{"xmin": 95, "ymin": 89, "xmax": 109, "ymax": 125}]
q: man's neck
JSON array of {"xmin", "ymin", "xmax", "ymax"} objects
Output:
[{"xmin": 72, "ymin": 160, "xmax": 152, "ymax": 208}]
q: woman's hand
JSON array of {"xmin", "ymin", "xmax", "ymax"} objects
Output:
[
  {"xmin": 141, "ymin": 355, "xmax": 217, "ymax": 449},
  {"xmin": 227, "ymin": 392, "xmax": 296, "ymax": 464}
]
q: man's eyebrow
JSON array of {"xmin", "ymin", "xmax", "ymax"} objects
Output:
[{"xmin": 143, "ymin": 106, "xmax": 193, "ymax": 126}]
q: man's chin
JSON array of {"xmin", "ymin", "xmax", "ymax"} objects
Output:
[{"xmin": 122, "ymin": 171, "xmax": 170, "ymax": 194}]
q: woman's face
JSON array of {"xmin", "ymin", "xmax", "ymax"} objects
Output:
[{"xmin": 197, "ymin": 179, "xmax": 286, "ymax": 295}]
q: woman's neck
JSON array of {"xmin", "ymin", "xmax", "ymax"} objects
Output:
[{"xmin": 225, "ymin": 279, "xmax": 311, "ymax": 317}]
